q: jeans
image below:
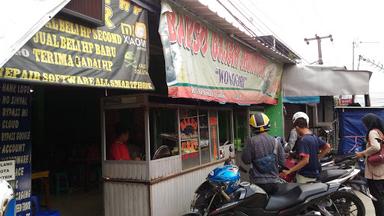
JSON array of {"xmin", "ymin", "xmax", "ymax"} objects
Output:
[{"xmin": 367, "ymin": 179, "xmax": 384, "ymax": 216}]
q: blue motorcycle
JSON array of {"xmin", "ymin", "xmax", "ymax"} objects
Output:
[{"xmin": 184, "ymin": 160, "xmax": 365, "ymax": 216}]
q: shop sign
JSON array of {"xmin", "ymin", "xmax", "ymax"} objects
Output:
[
  {"xmin": 159, "ymin": 2, "xmax": 283, "ymax": 105},
  {"xmin": 0, "ymin": 81, "xmax": 32, "ymax": 216},
  {"xmin": 0, "ymin": 160, "xmax": 15, "ymax": 181},
  {"xmin": 1, "ymin": 0, "xmax": 153, "ymax": 90},
  {"xmin": 180, "ymin": 113, "xmax": 199, "ymax": 159}
]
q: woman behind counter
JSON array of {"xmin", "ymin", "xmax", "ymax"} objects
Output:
[{"xmin": 109, "ymin": 123, "xmax": 132, "ymax": 160}]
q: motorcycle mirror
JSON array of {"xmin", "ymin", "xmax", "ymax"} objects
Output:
[{"xmin": 224, "ymin": 158, "xmax": 232, "ymax": 165}]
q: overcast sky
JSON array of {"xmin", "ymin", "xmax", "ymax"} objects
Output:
[{"xmin": 203, "ymin": 0, "xmax": 384, "ymax": 105}]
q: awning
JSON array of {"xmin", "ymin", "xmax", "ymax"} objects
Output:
[
  {"xmin": 283, "ymin": 96, "xmax": 320, "ymax": 104},
  {"xmin": 282, "ymin": 65, "xmax": 372, "ymax": 97},
  {"xmin": 0, "ymin": 0, "xmax": 70, "ymax": 68}
]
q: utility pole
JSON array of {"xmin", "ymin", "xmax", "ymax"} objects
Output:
[{"xmin": 304, "ymin": 34, "xmax": 333, "ymax": 65}]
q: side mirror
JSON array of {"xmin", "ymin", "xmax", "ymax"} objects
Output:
[{"xmin": 224, "ymin": 158, "xmax": 233, "ymax": 165}]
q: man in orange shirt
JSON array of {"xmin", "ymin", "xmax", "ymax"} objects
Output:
[{"xmin": 109, "ymin": 123, "xmax": 132, "ymax": 160}]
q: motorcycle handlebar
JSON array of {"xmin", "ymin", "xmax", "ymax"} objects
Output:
[
  {"xmin": 220, "ymin": 189, "xmax": 231, "ymax": 201},
  {"xmin": 239, "ymin": 165, "xmax": 248, "ymax": 173},
  {"xmin": 207, "ymin": 181, "xmax": 232, "ymax": 202}
]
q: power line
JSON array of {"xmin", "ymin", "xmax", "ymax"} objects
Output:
[
  {"xmin": 226, "ymin": 0, "xmax": 265, "ymax": 35},
  {"xmin": 216, "ymin": 0, "xmax": 303, "ymax": 63},
  {"xmin": 216, "ymin": 0, "xmax": 258, "ymax": 38},
  {"xmin": 232, "ymin": 0, "xmax": 277, "ymax": 37},
  {"xmin": 234, "ymin": 0, "xmax": 309, "ymax": 63},
  {"xmin": 358, "ymin": 55, "xmax": 384, "ymax": 72}
]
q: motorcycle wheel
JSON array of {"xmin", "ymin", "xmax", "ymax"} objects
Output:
[{"xmin": 328, "ymin": 191, "xmax": 365, "ymax": 216}]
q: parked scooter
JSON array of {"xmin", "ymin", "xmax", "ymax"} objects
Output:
[
  {"xmin": 0, "ymin": 180, "xmax": 14, "ymax": 216},
  {"xmin": 282, "ymin": 152, "xmax": 376, "ymax": 202},
  {"xmin": 183, "ymin": 160, "xmax": 365, "ymax": 216},
  {"xmin": 319, "ymin": 154, "xmax": 375, "ymax": 201}
]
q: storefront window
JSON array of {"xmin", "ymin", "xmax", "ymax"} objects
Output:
[
  {"xmin": 209, "ymin": 111, "xmax": 219, "ymax": 161},
  {"xmin": 104, "ymin": 108, "xmax": 145, "ymax": 161},
  {"xmin": 218, "ymin": 110, "xmax": 232, "ymax": 146},
  {"xmin": 150, "ymin": 108, "xmax": 179, "ymax": 159},
  {"xmin": 234, "ymin": 109, "xmax": 249, "ymax": 151},
  {"xmin": 199, "ymin": 110, "xmax": 210, "ymax": 164},
  {"xmin": 180, "ymin": 109, "xmax": 200, "ymax": 169}
]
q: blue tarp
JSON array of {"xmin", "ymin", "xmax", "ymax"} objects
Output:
[
  {"xmin": 338, "ymin": 108, "xmax": 384, "ymax": 154},
  {"xmin": 283, "ymin": 96, "xmax": 320, "ymax": 104}
]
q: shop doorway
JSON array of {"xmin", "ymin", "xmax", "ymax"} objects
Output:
[{"xmin": 31, "ymin": 85, "xmax": 105, "ymax": 216}]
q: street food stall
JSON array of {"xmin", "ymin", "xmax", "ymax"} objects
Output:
[{"xmin": 101, "ymin": 94, "xmax": 235, "ymax": 216}]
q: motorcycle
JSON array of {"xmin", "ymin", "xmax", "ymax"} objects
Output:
[
  {"xmin": 0, "ymin": 180, "xmax": 15, "ymax": 216},
  {"xmin": 282, "ymin": 152, "xmax": 376, "ymax": 202},
  {"xmin": 183, "ymin": 160, "xmax": 365, "ymax": 216}
]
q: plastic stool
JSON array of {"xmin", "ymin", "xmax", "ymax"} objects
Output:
[
  {"xmin": 55, "ymin": 172, "xmax": 69, "ymax": 194},
  {"xmin": 31, "ymin": 195, "xmax": 61, "ymax": 216}
]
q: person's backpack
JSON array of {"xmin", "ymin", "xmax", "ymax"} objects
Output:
[{"xmin": 253, "ymin": 139, "xmax": 279, "ymax": 174}]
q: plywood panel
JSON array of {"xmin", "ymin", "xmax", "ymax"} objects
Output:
[{"xmin": 64, "ymin": 0, "xmax": 103, "ymax": 21}]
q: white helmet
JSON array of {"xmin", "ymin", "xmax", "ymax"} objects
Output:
[
  {"xmin": 292, "ymin": 112, "xmax": 309, "ymax": 125},
  {"xmin": 0, "ymin": 180, "xmax": 14, "ymax": 216}
]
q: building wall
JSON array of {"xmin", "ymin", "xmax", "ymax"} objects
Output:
[
  {"xmin": 104, "ymin": 182, "xmax": 150, "ymax": 216},
  {"xmin": 150, "ymin": 163, "xmax": 220, "ymax": 216},
  {"xmin": 265, "ymin": 93, "xmax": 284, "ymax": 137}
]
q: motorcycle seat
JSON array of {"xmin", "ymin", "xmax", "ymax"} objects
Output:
[
  {"xmin": 265, "ymin": 183, "xmax": 328, "ymax": 211},
  {"xmin": 321, "ymin": 165, "xmax": 340, "ymax": 171},
  {"xmin": 334, "ymin": 154, "xmax": 354, "ymax": 163},
  {"xmin": 319, "ymin": 169, "xmax": 349, "ymax": 182},
  {"xmin": 320, "ymin": 155, "xmax": 333, "ymax": 163}
]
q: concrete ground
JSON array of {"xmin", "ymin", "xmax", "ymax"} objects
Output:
[
  {"xmin": 47, "ymin": 187, "xmax": 375, "ymax": 216},
  {"xmin": 49, "ymin": 188, "xmax": 103, "ymax": 216}
]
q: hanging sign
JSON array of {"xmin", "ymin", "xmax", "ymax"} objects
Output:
[
  {"xmin": 0, "ymin": 160, "xmax": 16, "ymax": 181},
  {"xmin": 159, "ymin": 1, "xmax": 283, "ymax": 105},
  {"xmin": 1, "ymin": 0, "xmax": 153, "ymax": 90}
]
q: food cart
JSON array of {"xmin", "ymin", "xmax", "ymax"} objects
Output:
[{"xmin": 101, "ymin": 94, "xmax": 235, "ymax": 216}]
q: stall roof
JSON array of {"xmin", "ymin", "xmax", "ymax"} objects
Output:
[
  {"xmin": 0, "ymin": 0, "xmax": 70, "ymax": 67},
  {"xmin": 282, "ymin": 64, "xmax": 373, "ymax": 97},
  {"xmin": 171, "ymin": 0, "xmax": 300, "ymax": 64}
]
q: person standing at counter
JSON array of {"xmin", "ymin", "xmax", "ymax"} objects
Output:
[{"xmin": 109, "ymin": 123, "xmax": 132, "ymax": 160}]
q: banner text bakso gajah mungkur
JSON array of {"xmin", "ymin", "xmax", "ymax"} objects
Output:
[{"xmin": 159, "ymin": 1, "xmax": 283, "ymax": 104}]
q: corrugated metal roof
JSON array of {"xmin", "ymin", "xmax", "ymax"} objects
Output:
[{"xmin": 173, "ymin": 0, "xmax": 300, "ymax": 64}]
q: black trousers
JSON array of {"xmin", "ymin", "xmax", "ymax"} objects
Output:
[{"xmin": 368, "ymin": 179, "xmax": 384, "ymax": 216}]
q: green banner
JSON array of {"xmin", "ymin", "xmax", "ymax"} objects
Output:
[
  {"xmin": 0, "ymin": 0, "xmax": 153, "ymax": 90},
  {"xmin": 159, "ymin": 1, "xmax": 283, "ymax": 105}
]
